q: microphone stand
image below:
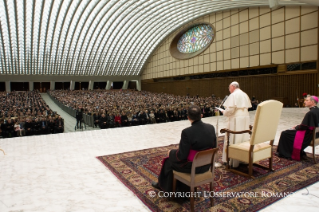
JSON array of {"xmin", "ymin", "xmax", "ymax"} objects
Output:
[
  {"xmin": 215, "ymin": 95, "xmax": 228, "ymax": 137},
  {"xmin": 215, "ymin": 95, "xmax": 228, "ymax": 168}
]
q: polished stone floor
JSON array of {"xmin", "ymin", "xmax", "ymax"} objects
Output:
[{"xmin": 0, "ymin": 108, "xmax": 318, "ymax": 212}]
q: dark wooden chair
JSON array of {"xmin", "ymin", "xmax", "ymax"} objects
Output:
[{"xmin": 172, "ymin": 148, "xmax": 219, "ymax": 212}]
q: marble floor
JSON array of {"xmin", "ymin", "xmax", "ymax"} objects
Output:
[{"xmin": 0, "ymin": 108, "xmax": 318, "ymax": 212}]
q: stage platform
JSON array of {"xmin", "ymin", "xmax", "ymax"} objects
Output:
[{"xmin": 0, "ymin": 108, "xmax": 318, "ymax": 211}]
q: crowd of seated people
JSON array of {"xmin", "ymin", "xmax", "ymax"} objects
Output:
[
  {"xmin": 250, "ymin": 96, "xmax": 259, "ymax": 111},
  {"xmin": 49, "ymin": 89, "xmax": 224, "ymax": 129},
  {"xmin": 0, "ymin": 90, "xmax": 64, "ymax": 138}
]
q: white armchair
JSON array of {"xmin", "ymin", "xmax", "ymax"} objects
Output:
[{"xmin": 221, "ymin": 100, "xmax": 283, "ymax": 178}]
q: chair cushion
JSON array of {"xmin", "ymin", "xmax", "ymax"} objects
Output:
[
  {"xmin": 230, "ymin": 141, "xmax": 270, "ymax": 151},
  {"xmin": 173, "ymin": 170, "xmax": 213, "ymax": 184},
  {"xmin": 228, "ymin": 141, "xmax": 272, "ymax": 163}
]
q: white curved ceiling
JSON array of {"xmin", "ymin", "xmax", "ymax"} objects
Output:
[{"xmin": 0, "ymin": 0, "xmax": 305, "ymax": 76}]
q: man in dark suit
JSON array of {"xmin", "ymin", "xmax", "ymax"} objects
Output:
[
  {"xmin": 138, "ymin": 111, "xmax": 147, "ymax": 125},
  {"xmin": 55, "ymin": 116, "xmax": 64, "ymax": 133},
  {"xmin": 4, "ymin": 119, "xmax": 14, "ymax": 138},
  {"xmin": 107, "ymin": 113, "xmax": 115, "ymax": 128},
  {"xmin": 48, "ymin": 118, "xmax": 56, "ymax": 134},
  {"xmin": 35, "ymin": 118, "xmax": 43, "ymax": 135},
  {"xmin": 25, "ymin": 118, "xmax": 34, "ymax": 136},
  {"xmin": 99, "ymin": 113, "xmax": 108, "ymax": 129},
  {"xmin": 152, "ymin": 105, "xmax": 217, "ymax": 192},
  {"xmin": 40, "ymin": 117, "xmax": 48, "ymax": 134},
  {"xmin": 93, "ymin": 112, "xmax": 100, "ymax": 128},
  {"xmin": 121, "ymin": 112, "xmax": 129, "ymax": 127},
  {"xmin": 75, "ymin": 107, "xmax": 83, "ymax": 129}
]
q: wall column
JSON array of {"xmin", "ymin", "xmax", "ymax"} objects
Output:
[
  {"xmin": 50, "ymin": 81, "xmax": 55, "ymax": 90},
  {"xmin": 70, "ymin": 80, "xmax": 75, "ymax": 90},
  {"xmin": 29, "ymin": 82, "xmax": 34, "ymax": 91},
  {"xmin": 105, "ymin": 80, "xmax": 112, "ymax": 90},
  {"xmin": 5, "ymin": 81, "xmax": 10, "ymax": 92},
  {"xmin": 89, "ymin": 80, "xmax": 94, "ymax": 90},
  {"xmin": 122, "ymin": 80, "xmax": 129, "ymax": 89},
  {"xmin": 136, "ymin": 79, "xmax": 141, "ymax": 91}
]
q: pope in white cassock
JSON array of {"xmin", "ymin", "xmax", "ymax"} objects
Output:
[{"xmin": 220, "ymin": 82, "xmax": 252, "ymax": 168}]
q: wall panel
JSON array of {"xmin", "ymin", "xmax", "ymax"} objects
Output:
[
  {"xmin": 142, "ymin": 6, "xmax": 318, "ymax": 80},
  {"xmin": 142, "ymin": 73, "xmax": 317, "ymax": 106}
]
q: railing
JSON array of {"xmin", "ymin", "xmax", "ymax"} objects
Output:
[{"xmin": 47, "ymin": 92, "xmax": 94, "ymax": 127}]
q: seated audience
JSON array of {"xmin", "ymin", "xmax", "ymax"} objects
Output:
[
  {"xmin": 0, "ymin": 90, "xmax": 63, "ymax": 138},
  {"xmin": 46, "ymin": 89, "xmax": 230, "ymax": 130}
]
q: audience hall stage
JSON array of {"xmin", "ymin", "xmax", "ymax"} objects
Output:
[{"xmin": 0, "ymin": 108, "xmax": 318, "ymax": 212}]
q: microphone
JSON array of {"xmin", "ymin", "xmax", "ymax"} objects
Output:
[{"xmin": 219, "ymin": 95, "xmax": 228, "ymax": 108}]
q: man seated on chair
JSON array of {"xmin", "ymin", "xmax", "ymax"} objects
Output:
[
  {"xmin": 277, "ymin": 96, "xmax": 319, "ymax": 161},
  {"xmin": 48, "ymin": 117, "xmax": 56, "ymax": 134},
  {"xmin": 99, "ymin": 113, "xmax": 108, "ymax": 129},
  {"xmin": 152, "ymin": 105, "xmax": 217, "ymax": 192},
  {"xmin": 25, "ymin": 118, "xmax": 34, "ymax": 136},
  {"xmin": 55, "ymin": 116, "xmax": 64, "ymax": 133},
  {"xmin": 40, "ymin": 117, "xmax": 48, "ymax": 135}
]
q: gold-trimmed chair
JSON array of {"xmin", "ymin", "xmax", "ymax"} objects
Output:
[
  {"xmin": 220, "ymin": 100, "xmax": 283, "ymax": 178},
  {"xmin": 309, "ymin": 127, "xmax": 319, "ymax": 163},
  {"xmin": 172, "ymin": 148, "xmax": 219, "ymax": 212}
]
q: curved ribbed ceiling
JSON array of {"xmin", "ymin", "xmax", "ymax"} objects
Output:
[{"xmin": 0, "ymin": 0, "xmax": 305, "ymax": 76}]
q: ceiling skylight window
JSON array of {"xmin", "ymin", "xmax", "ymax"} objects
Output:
[{"xmin": 0, "ymin": 0, "xmax": 304, "ymax": 76}]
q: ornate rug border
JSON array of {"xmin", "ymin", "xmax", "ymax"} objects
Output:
[{"xmin": 96, "ymin": 142, "xmax": 319, "ymax": 212}]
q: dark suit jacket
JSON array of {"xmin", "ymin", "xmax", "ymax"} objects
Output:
[
  {"xmin": 55, "ymin": 119, "xmax": 64, "ymax": 127},
  {"xmin": 25, "ymin": 121, "xmax": 34, "ymax": 130},
  {"xmin": 99, "ymin": 116, "xmax": 107, "ymax": 125},
  {"xmin": 169, "ymin": 120, "xmax": 216, "ymax": 167},
  {"xmin": 33, "ymin": 121, "xmax": 41, "ymax": 131},
  {"xmin": 48, "ymin": 121, "xmax": 55, "ymax": 129},
  {"xmin": 40, "ymin": 121, "xmax": 47, "ymax": 128},
  {"xmin": 76, "ymin": 110, "xmax": 83, "ymax": 120}
]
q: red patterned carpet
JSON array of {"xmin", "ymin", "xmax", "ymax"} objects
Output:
[{"xmin": 97, "ymin": 137, "xmax": 319, "ymax": 212}]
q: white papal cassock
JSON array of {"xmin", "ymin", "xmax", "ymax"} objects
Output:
[{"xmin": 222, "ymin": 88, "xmax": 252, "ymax": 167}]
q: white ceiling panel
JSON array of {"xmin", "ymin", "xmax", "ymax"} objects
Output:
[{"xmin": 0, "ymin": 0, "xmax": 306, "ymax": 76}]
